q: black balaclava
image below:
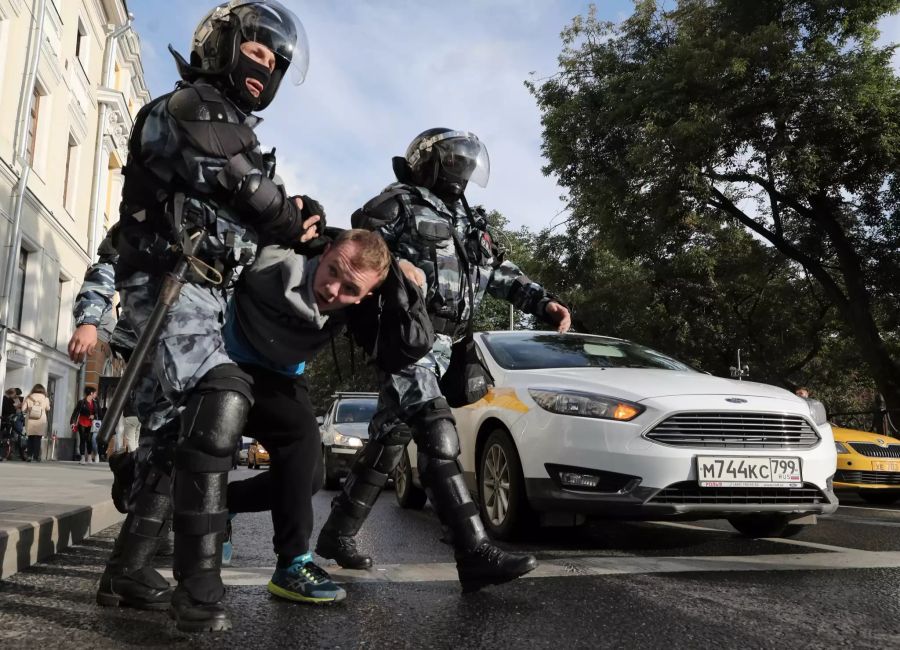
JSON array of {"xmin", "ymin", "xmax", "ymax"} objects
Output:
[
  {"xmin": 431, "ymin": 176, "xmax": 468, "ymax": 204},
  {"xmin": 228, "ymin": 51, "xmax": 272, "ymax": 112}
]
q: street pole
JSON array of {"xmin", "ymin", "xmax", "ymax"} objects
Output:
[{"xmin": 0, "ymin": 0, "xmax": 47, "ymax": 399}]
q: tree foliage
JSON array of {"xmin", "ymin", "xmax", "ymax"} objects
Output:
[{"xmin": 529, "ymin": 0, "xmax": 900, "ymax": 408}]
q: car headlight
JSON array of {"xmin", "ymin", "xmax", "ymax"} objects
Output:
[
  {"xmin": 835, "ymin": 441, "xmax": 850, "ymax": 455},
  {"xmin": 256, "ymin": 445, "xmax": 266, "ymax": 454},
  {"xmin": 805, "ymin": 398, "xmax": 828, "ymax": 426},
  {"xmin": 334, "ymin": 433, "xmax": 363, "ymax": 447},
  {"xmin": 528, "ymin": 388, "xmax": 644, "ymax": 421}
]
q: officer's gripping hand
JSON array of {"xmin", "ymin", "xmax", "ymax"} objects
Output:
[
  {"xmin": 398, "ymin": 259, "xmax": 426, "ymax": 290},
  {"xmin": 68, "ymin": 324, "xmax": 98, "ymax": 363},
  {"xmin": 292, "ymin": 195, "xmax": 326, "ymax": 243},
  {"xmin": 545, "ymin": 302, "xmax": 571, "ymax": 333}
]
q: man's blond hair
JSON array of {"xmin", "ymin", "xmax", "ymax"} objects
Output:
[{"xmin": 333, "ymin": 229, "xmax": 391, "ymax": 281}]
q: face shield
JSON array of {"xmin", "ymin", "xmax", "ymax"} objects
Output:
[
  {"xmin": 230, "ymin": 0, "xmax": 309, "ymax": 85},
  {"xmin": 429, "ymin": 132, "xmax": 490, "ymax": 188}
]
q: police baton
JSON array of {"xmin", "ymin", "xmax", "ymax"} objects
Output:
[{"xmin": 96, "ymin": 257, "xmax": 191, "ymax": 447}]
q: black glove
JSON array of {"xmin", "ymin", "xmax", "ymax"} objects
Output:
[
  {"xmin": 292, "ymin": 195, "xmax": 328, "ymax": 255},
  {"xmin": 298, "ymin": 195, "xmax": 326, "ymax": 238}
]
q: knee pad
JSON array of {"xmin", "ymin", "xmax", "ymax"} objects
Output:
[
  {"xmin": 413, "ymin": 417, "xmax": 459, "ymax": 461},
  {"xmin": 178, "ymin": 367, "xmax": 252, "ymax": 473},
  {"xmin": 356, "ymin": 438, "xmax": 407, "ymax": 475}
]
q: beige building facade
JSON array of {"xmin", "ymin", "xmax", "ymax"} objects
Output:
[{"xmin": 0, "ymin": 0, "xmax": 149, "ymax": 459}]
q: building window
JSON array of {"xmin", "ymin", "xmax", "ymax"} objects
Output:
[
  {"xmin": 25, "ymin": 89, "xmax": 40, "ymax": 165},
  {"xmin": 12, "ymin": 249, "xmax": 28, "ymax": 331},
  {"xmin": 75, "ymin": 19, "xmax": 87, "ymax": 71},
  {"xmin": 56, "ymin": 276, "xmax": 68, "ymax": 347},
  {"xmin": 63, "ymin": 136, "xmax": 77, "ymax": 210}
]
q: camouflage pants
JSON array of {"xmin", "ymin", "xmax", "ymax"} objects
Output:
[
  {"xmin": 369, "ymin": 334, "xmax": 453, "ymax": 441},
  {"xmin": 119, "ymin": 272, "xmax": 234, "ymax": 431}
]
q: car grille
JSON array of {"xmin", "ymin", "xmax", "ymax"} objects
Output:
[
  {"xmin": 648, "ymin": 481, "xmax": 827, "ymax": 505},
  {"xmin": 834, "ymin": 470, "xmax": 900, "ymax": 485},
  {"xmin": 645, "ymin": 412, "xmax": 819, "ymax": 449},
  {"xmin": 846, "ymin": 443, "xmax": 900, "ymax": 458}
]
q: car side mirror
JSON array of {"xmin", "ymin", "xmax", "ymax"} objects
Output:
[{"xmin": 316, "ymin": 416, "xmax": 324, "ymax": 426}]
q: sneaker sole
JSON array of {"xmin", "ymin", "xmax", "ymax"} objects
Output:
[{"xmin": 267, "ymin": 580, "xmax": 346, "ymax": 604}]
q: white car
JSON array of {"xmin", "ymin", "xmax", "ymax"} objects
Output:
[
  {"xmin": 395, "ymin": 331, "xmax": 838, "ymax": 540},
  {"xmin": 320, "ymin": 392, "xmax": 378, "ymax": 490}
]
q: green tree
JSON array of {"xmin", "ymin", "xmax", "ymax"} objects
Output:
[{"xmin": 530, "ymin": 0, "xmax": 900, "ymax": 408}]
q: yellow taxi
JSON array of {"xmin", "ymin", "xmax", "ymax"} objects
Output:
[
  {"xmin": 248, "ymin": 440, "xmax": 270, "ymax": 470},
  {"xmin": 833, "ymin": 426, "xmax": 900, "ymax": 505}
]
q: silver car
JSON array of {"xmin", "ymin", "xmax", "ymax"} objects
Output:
[{"xmin": 320, "ymin": 392, "xmax": 378, "ymax": 489}]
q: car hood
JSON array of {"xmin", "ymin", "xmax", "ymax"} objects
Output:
[
  {"xmin": 514, "ymin": 368, "xmax": 798, "ymax": 402},
  {"xmin": 832, "ymin": 427, "xmax": 900, "ymax": 444},
  {"xmin": 334, "ymin": 422, "xmax": 370, "ymax": 439}
]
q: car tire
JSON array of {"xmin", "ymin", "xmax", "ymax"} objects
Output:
[
  {"xmin": 859, "ymin": 491, "xmax": 900, "ymax": 505},
  {"xmin": 394, "ymin": 449, "xmax": 427, "ymax": 509},
  {"xmin": 478, "ymin": 429, "xmax": 532, "ymax": 541},
  {"xmin": 727, "ymin": 513, "xmax": 808, "ymax": 538}
]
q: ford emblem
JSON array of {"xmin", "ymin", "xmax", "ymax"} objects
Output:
[{"xmin": 726, "ymin": 398, "xmax": 748, "ymax": 404}]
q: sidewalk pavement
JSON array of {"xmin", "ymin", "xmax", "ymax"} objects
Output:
[{"xmin": 0, "ymin": 461, "xmax": 123, "ymax": 579}]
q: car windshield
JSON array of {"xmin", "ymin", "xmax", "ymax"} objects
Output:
[
  {"xmin": 335, "ymin": 399, "xmax": 378, "ymax": 423},
  {"xmin": 482, "ymin": 333, "xmax": 694, "ymax": 371}
]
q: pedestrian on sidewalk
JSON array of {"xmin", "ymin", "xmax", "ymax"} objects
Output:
[
  {"xmin": 23, "ymin": 385, "xmax": 50, "ymax": 462},
  {"xmin": 70, "ymin": 387, "xmax": 97, "ymax": 464}
]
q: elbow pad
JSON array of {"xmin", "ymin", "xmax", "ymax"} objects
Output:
[{"xmin": 218, "ymin": 152, "xmax": 303, "ymax": 241}]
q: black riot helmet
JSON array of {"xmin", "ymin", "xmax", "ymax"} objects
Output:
[
  {"xmin": 399, "ymin": 128, "xmax": 490, "ymax": 201},
  {"xmin": 168, "ymin": 0, "xmax": 309, "ymax": 111}
]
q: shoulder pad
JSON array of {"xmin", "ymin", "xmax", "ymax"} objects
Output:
[
  {"xmin": 167, "ymin": 84, "xmax": 241, "ymax": 125},
  {"xmin": 351, "ymin": 186, "xmax": 406, "ymax": 229},
  {"xmin": 166, "ymin": 84, "xmax": 257, "ymax": 158}
]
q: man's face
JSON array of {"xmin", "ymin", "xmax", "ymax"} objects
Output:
[
  {"xmin": 312, "ymin": 242, "xmax": 383, "ymax": 313},
  {"xmin": 239, "ymin": 41, "xmax": 276, "ymax": 98}
]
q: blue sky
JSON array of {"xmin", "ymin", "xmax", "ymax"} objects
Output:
[
  {"xmin": 127, "ymin": 0, "xmax": 634, "ymax": 230},
  {"xmin": 127, "ymin": 1, "xmax": 900, "ymax": 232}
]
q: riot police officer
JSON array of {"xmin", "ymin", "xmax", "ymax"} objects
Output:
[
  {"xmin": 316, "ymin": 128, "xmax": 571, "ymax": 593},
  {"xmin": 102, "ymin": 0, "xmax": 322, "ymax": 632}
]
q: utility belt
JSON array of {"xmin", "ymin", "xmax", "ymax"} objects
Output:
[{"xmin": 117, "ymin": 194, "xmax": 256, "ymax": 287}]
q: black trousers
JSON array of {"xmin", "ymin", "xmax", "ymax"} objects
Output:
[
  {"xmin": 27, "ymin": 434, "xmax": 42, "ymax": 461},
  {"xmin": 77, "ymin": 426, "xmax": 93, "ymax": 458},
  {"xmin": 226, "ymin": 367, "xmax": 322, "ymax": 559}
]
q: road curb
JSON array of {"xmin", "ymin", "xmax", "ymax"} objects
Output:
[{"xmin": 0, "ymin": 498, "xmax": 124, "ymax": 579}]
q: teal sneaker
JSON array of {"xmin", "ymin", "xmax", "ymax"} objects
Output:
[
  {"xmin": 267, "ymin": 553, "xmax": 347, "ymax": 604},
  {"xmin": 221, "ymin": 514, "xmax": 235, "ymax": 566}
]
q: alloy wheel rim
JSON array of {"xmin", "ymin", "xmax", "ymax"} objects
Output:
[{"xmin": 482, "ymin": 443, "xmax": 510, "ymax": 526}]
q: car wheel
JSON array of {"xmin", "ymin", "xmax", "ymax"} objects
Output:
[
  {"xmin": 478, "ymin": 429, "xmax": 531, "ymax": 541},
  {"xmin": 394, "ymin": 449, "xmax": 427, "ymax": 509},
  {"xmin": 859, "ymin": 491, "xmax": 900, "ymax": 505},
  {"xmin": 727, "ymin": 513, "xmax": 808, "ymax": 538}
]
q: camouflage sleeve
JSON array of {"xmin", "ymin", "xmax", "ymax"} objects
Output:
[
  {"xmin": 486, "ymin": 259, "xmax": 554, "ymax": 321},
  {"xmin": 72, "ymin": 233, "xmax": 118, "ymax": 328}
]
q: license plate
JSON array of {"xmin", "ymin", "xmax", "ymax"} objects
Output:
[
  {"xmin": 872, "ymin": 461, "xmax": 900, "ymax": 472},
  {"xmin": 697, "ymin": 456, "xmax": 802, "ymax": 487}
]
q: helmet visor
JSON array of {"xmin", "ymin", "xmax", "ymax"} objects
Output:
[
  {"xmin": 230, "ymin": 0, "xmax": 309, "ymax": 84},
  {"xmin": 432, "ymin": 133, "xmax": 490, "ymax": 188}
]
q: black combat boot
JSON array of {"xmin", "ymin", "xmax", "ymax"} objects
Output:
[
  {"xmin": 316, "ymin": 440, "xmax": 403, "ymax": 570},
  {"xmin": 97, "ymin": 507, "xmax": 173, "ymax": 609},
  {"xmin": 455, "ymin": 542, "xmax": 538, "ymax": 594},
  {"xmin": 315, "ymin": 527, "xmax": 372, "ymax": 570},
  {"xmin": 417, "ymin": 450, "xmax": 538, "ymax": 594}
]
